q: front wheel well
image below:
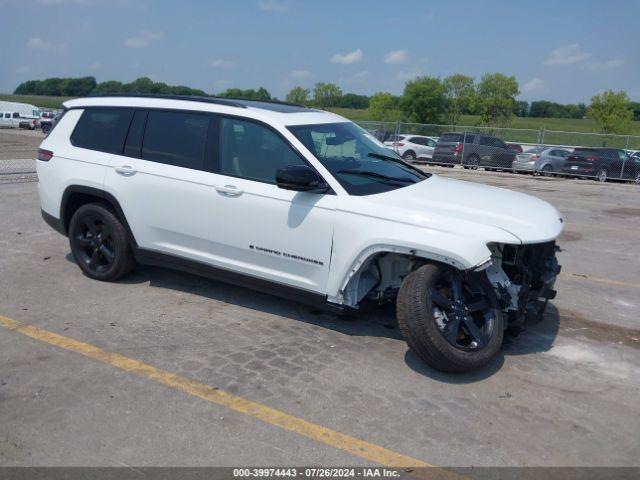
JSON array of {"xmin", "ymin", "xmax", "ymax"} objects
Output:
[{"xmin": 340, "ymin": 251, "xmax": 455, "ymax": 307}]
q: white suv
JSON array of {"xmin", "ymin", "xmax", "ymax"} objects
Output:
[
  {"xmin": 37, "ymin": 95, "xmax": 563, "ymax": 372},
  {"xmin": 384, "ymin": 134, "xmax": 438, "ymax": 161}
]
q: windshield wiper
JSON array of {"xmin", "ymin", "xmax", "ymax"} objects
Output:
[
  {"xmin": 337, "ymin": 169, "xmax": 416, "ymax": 184},
  {"xmin": 367, "ymin": 152, "xmax": 428, "ymax": 177}
]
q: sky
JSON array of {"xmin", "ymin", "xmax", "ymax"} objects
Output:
[{"xmin": 1, "ymin": 0, "xmax": 639, "ymax": 103}]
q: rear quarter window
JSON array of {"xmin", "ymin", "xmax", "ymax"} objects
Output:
[
  {"xmin": 439, "ymin": 133, "xmax": 462, "ymax": 143},
  {"xmin": 71, "ymin": 108, "xmax": 134, "ymax": 154}
]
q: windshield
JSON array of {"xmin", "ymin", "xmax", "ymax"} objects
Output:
[
  {"xmin": 288, "ymin": 122, "xmax": 428, "ymax": 196},
  {"xmin": 524, "ymin": 147, "xmax": 544, "ymax": 154}
]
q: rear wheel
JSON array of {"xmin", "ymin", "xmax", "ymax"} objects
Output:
[
  {"xmin": 541, "ymin": 164, "xmax": 554, "ymax": 176},
  {"xmin": 596, "ymin": 168, "xmax": 608, "ymax": 182},
  {"xmin": 402, "ymin": 151, "xmax": 416, "ymax": 161},
  {"xmin": 396, "ymin": 263, "xmax": 504, "ymax": 373},
  {"xmin": 465, "ymin": 154, "xmax": 480, "ymax": 170},
  {"xmin": 68, "ymin": 203, "xmax": 135, "ymax": 281}
]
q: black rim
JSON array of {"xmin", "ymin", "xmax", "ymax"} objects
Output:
[
  {"xmin": 72, "ymin": 215, "xmax": 116, "ymax": 273},
  {"xmin": 430, "ymin": 270, "xmax": 496, "ymax": 351}
]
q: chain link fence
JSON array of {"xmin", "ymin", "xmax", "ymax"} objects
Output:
[{"xmin": 358, "ymin": 120, "xmax": 640, "ymax": 184}]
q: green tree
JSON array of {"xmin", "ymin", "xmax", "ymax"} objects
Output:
[
  {"xmin": 442, "ymin": 74, "xmax": 475, "ymax": 125},
  {"xmin": 93, "ymin": 80, "xmax": 124, "ymax": 94},
  {"xmin": 398, "ymin": 76, "xmax": 446, "ymax": 124},
  {"xmin": 335, "ymin": 93, "xmax": 370, "ymax": 109},
  {"xmin": 587, "ymin": 90, "xmax": 633, "ymax": 134},
  {"xmin": 312, "ymin": 82, "xmax": 342, "ymax": 108},
  {"xmin": 285, "ymin": 86, "xmax": 310, "ymax": 105},
  {"xmin": 367, "ymin": 92, "xmax": 401, "ymax": 122},
  {"xmin": 476, "ymin": 73, "xmax": 519, "ymax": 127}
]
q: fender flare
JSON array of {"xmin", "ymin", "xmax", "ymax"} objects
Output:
[{"xmin": 60, "ymin": 185, "xmax": 137, "ymax": 246}]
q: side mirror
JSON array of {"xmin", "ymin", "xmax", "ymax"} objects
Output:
[{"xmin": 276, "ymin": 165, "xmax": 329, "ymax": 193}]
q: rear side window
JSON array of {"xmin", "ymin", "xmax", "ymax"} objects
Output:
[
  {"xmin": 142, "ymin": 111, "xmax": 211, "ymax": 170},
  {"xmin": 572, "ymin": 148, "xmax": 598, "ymax": 157},
  {"xmin": 71, "ymin": 108, "xmax": 134, "ymax": 154},
  {"xmin": 480, "ymin": 136, "xmax": 493, "ymax": 146},
  {"xmin": 440, "ymin": 133, "xmax": 462, "ymax": 143},
  {"xmin": 123, "ymin": 110, "xmax": 147, "ymax": 158}
]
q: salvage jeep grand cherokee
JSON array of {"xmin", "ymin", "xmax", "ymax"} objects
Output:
[{"xmin": 36, "ymin": 95, "xmax": 563, "ymax": 372}]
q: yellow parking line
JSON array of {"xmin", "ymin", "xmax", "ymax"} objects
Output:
[
  {"xmin": 0, "ymin": 314, "xmax": 458, "ymax": 478},
  {"xmin": 561, "ymin": 272, "xmax": 640, "ymax": 289}
]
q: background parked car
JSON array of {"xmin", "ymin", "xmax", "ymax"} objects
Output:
[
  {"xmin": 431, "ymin": 132, "xmax": 516, "ymax": 170},
  {"xmin": 19, "ymin": 118, "xmax": 40, "ymax": 130},
  {"xmin": 512, "ymin": 147, "xmax": 572, "ymax": 175},
  {"xmin": 0, "ymin": 111, "xmax": 21, "ymax": 129},
  {"xmin": 562, "ymin": 147, "xmax": 634, "ymax": 182},
  {"xmin": 384, "ymin": 134, "xmax": 438, "ymax": 161}
]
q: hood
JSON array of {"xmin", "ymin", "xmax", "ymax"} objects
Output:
[{"xmin": 357, "ymin": 175, "xmax": 564, "ymax": 244}]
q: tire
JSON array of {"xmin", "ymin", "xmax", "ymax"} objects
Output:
[
  {"xmin": 68, "ymin": 202, "xmax": 135, "ymax": 281},
  {"xmin": 635, "ymin": 172, "xmax": 640, "ymax": 185},
  {"xmin": 541, "ymin": 164, "xmax": 554, "ymax": 177},
  {"xmin": 396, "ymin": 263, "xmax": 504, "ymax": 373},
  {"xmin": 596, "ymin": 168, "xmax": 608, "ymax": 182},
  {"xmin": 42, "ymin": 124, "xmax": 51, "ymax": 134},
  {"xmin": 465, "ymin": 154, "xmax": 480, "ymax": 170},
  {"xmin": 402, "ymin": 151, "xmax": 416, "ymax": 161}
]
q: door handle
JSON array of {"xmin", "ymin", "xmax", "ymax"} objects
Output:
[
  {"xmin": 214, "ymin": 184, "xmax": 243, "ymax": 196},
  {"xmin": 115, "ymin": 165, "xmax": 137, "ymax": 176}
]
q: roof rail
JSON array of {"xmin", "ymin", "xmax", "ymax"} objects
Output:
[
  {"xmin": 86, "ymin": 93, "xmax": 247, "ymax": 108},
  {"xmin": 222, "ymin": 97, "xmax": 305, "ymax": 108}
]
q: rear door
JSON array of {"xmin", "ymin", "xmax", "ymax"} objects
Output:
[{"xmin": 104, "ymin": 109, "xmax": 221, "ymax": 262}]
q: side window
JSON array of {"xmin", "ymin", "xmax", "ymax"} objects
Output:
[
  {"xmin": 408, "ymin": 137, "xmax": 421, "ymax": 145},
  {"xmin": 480, "ymin": 136, "xmax": 492, "ymax": 146},
  {"xmin": 4, "ymin": 113, "xmax": 10, "ymax": 119},
  {"xmin": 122, "ymin": 110, "xmax": 147, "ymax": 158},
  {"xmin": 142, "ymin": 110, "xmax": 211, "ymax": 170},
  {"xmin": 428, "ymin": 139, "xmax": 436, "ymax": 147},
  {"xmin": 494, "ymin": 138, "xmax": 507, "ymax": 149},
  {"xmin": 71, "ymin": 108, "xmax": 134, "ymax": 154},
  {"xmin": 13, "ymin": 112, "xmax": 20, "ymax": 118},
  {"xmin": 219, "ymin": 117, "xmax": 305, "ymax": 184}
]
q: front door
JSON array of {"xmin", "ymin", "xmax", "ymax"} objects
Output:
[{"xmin": 205, "ymin": 116, "xmax": 336, "ymax": 293}]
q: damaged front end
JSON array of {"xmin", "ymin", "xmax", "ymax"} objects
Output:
[{"xmin": 484, "ymin": 242, "xmax": 561, "ymax": 330}]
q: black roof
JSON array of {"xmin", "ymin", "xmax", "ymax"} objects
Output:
[{"xmin": 86, "ymin": 93, "xmax": 314, "ymax": 113}]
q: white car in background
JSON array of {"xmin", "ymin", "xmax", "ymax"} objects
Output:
[{"xmin": 384, "ymin": 134, "xmax": 438, "ymax": 161}]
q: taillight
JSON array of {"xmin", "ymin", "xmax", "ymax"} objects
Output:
[
  {"xmin": 528, "ymin": 155, "xmax": 539, "ymax": 163},
  {"xmin": 453, "ymin": 144, "xmax": 463, "ymax": 154},
  {"xmin": 393, "ymin": 142, "xmax": 405, "ymax": 147},
  {"xmin": 38, "ymin": 148, "xmax": 53, "ymax": 161},
  {"xmin": 585, "ymin": 157, "xmax": 597, "ymax": 162}
]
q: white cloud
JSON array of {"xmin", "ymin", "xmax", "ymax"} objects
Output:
[
  {"xmin": 204, "ymin": 58, "xmax": 238, "ymax": 69},
  {"xmin": 331, "ymin": 48, "xmax": 363, "ymax": 65},
  {"xmin": 543, "ymin": 43, "xmax": 590, "ymax": 66},
  {"xmin": 290, "ymin": 69, "xmax": 311, "ymax": 79},
  {"xmin": 89, "ymin": 61, "xmax": 103, "ymax": 71},
  {"xmin": 123, "ymin": 30, "xmax": 164, "ymax": 49},
  {"xmin": 26, "ymin": 37, "xmax": 67, "ymax": 54},
  {"xmin": 258, "ymin": 0, "xmax": 287, "ymax": 12},
  {"xmin": 584, "ymin": 58, "xmax": 625, "ymax": 71},
  {"xmin": 521, "ymin": 77, "xmax": 545, "ymax": 94},
  {"xmin": 384, "ymin": 50, "xmax": 407, "ymax": 64}
]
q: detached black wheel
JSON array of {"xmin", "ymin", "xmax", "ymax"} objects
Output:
[
  {"xmin": 68, "ymin": 203, "xmax": 135, "ymax": 281},
  {"xmin": 397, "ymin": 263, "xmax": 504, "ymax": 373}
]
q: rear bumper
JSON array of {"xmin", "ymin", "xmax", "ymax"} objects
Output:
[
  {"xmin": 512, "ymin": 162, "xmax": 536, "ymax": 172},
  {"xmin": 41, "ymin": 209, "xmax": 66, "ymax": 236},
  {"xmin": 431, "ymin": 153, "xmax": 459, "ymax": 165}
]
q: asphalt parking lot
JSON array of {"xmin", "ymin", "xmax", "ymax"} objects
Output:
[{"xmin": 1, "ymin": 129, "xmax": 639, "ymax": 470}]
